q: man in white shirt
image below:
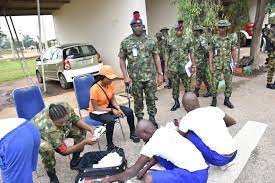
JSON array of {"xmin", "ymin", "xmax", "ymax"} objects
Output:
[
  {"xmin": 0, "ymin": 118, "xmax": 41, "ymax": 183},
  {"xmin": 178, "ymin": 92, "xmax": 237, "ymax": 166},
  {"xmin": 102, "ymin": 119, "xmax": 209, "ymax": 183}
]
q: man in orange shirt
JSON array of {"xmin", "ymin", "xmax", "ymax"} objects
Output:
[{"xmin": 89, "ymin": 65, "xmax": 140, "ymax": 150}]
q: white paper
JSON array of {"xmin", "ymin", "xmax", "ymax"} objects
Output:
[
  {"xmin": 132, "ymin": 48, "xmax": 138, "ymax": 57},
  {"xmin": 92, "ymin": 110, "xmax": 108, "ymax": 115},
  {"xmin": 185, "ymin": 60, "xmax": 193, "ymax": 77},
  {"xmin": 91, "ymin": 126, "xmax": 106, "ymax": 141},
  {"xmin": 93, "ymin": 152, "xmax": 122, "ymax": 168}
]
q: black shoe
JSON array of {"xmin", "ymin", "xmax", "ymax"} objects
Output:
[
  {"xmin": 137, "ymin": 117, "xmax": 143, "ymax": 122},
  {"xmin": 130, "ymin": 132, "xmax": 140, "ymax": 143},
  {"xmin": 155, "ymin": 96, "xmax": 158, "ymax": 100},
  {"xmin": 193, "ymin": 88, "xmax": 200, "ymax": 97},
  {"xmin": 149, "ymin": 116, "xmax": 159, "ymax": 128},
  {"xmin": 203, "ymin": 90, "xmax": 212, "ymax": 97},
  {"xmin": 211, "ymin": 97, "xmax": 217, "ymax": 107},
  {"xmin": 171, "ymin": 98, "xmax": 180, "ymax": 111},
  {"xmin": 107, "ymin": 144, "xmax": 121, "ymax": 151},
  {"xmin": 47, "ymin": 169, "xmax": 59, "ymax": 183},
  {"xmin": 224, "ymin": 97, "xmax": 234, "ymax": 109},
  {"xmin": 70, "ymin": 152, "xmax": 81, "ymax": 170},
  {"xmin": 266, "ymin": 83, "xmax": 275, "ymax": 89}
]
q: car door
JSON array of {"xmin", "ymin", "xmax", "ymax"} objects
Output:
[
  {"xmin": 41, "ymin": 47, "xmax": 54, "ymax": 78},
  {"xmin": 49, "ymin": 48, "xmax": 63, "ymax": 80}
]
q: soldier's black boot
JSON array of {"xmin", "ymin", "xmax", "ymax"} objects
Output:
[
  {"xmin": 203, "ymin": 82, "xmax": 212, "ymax": 97},
  {"xmin": 210, "ymin": 97, "xmax": 217, "ymax": 107},
  {"xmin": 224, "ymin": 97, "xmax": 234, "ymax": 109},
  {"xmin": 165, "ymin": 79, "xmax": 172, "ymax": 89},
  {"xmin": 171, "ymin": 98, "xmax": 180, "ymax": 111},
  {"xmin": 266, "ymin": 83, "xmax": 275, "ymax": 89},
  {"xmin": 70, "ymin": 152, "xmax": 81, "ymax": 170},
  {"xmin": 47, "ymin": 169, "xmax": 59, "ymax": 183},
  {"xmin": 149, "ymin": 115, "xmax": 159, "ymax": 129},
  {"xmin": 193, "ymin": 87, "xmax": 200, "ymax": 97}
]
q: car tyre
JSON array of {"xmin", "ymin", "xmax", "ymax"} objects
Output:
[
  {"xmin": 36, "ymin": 70, "xmax": 43, "ymax": 83},
  {"xmin": 59, "ymin": 73, "xmax": 71, "ymax": 89}
]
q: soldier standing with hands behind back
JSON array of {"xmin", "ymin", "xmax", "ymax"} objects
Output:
[{"xmin": 119, "ymin": 11, "xmax": 163, "ymax": 128}]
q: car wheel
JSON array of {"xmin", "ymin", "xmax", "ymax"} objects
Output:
[
  {"xmin": 59, "ymin": 73, "xmax": 71, "ymax": 89},
  {"xmin": 36, "ymin": 71, "xmax": 43, "ymax": 83}
]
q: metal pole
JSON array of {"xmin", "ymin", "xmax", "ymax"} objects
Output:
[{"xmin": 37, "ymin": 0, "xmax": 46, "ymax": 92}]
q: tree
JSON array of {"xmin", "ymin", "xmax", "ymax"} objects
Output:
[
  {"xmin": 250, "ymin": 0, "xmax": 270, "ymax": 70},
  {"xmin": 22, "ymin": 34, "xmax": 35, "ymax": 48}
]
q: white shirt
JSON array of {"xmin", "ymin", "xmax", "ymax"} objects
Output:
[
  {"xmin": 0, "ymin": 118, "xmax": 26, "ymax": 140},
  {"xmin": 179, "ymin": 107, "xmax": 237, "ymax": 155},
  {"xmin": 140, "ymin": 127, "xmax": 208, "ymax": 172}
]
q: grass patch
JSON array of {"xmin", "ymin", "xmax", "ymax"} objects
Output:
[{"xmin": 0, "ymin": 59, "xmax": 36, "ymax": 83}]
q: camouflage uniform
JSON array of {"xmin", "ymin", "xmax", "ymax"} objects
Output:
[
  {"xmin": 266, "ymin": 28, "xmax": 275, "ymax": 84},
  {"xmin": 156, "ymin": 33, "xmax": 167, "ymax": 75},
  {"xmin": 210, "ymin": 34, "xmax": 236, "ymax": 97},
  {"xmin": 119, "ymin": 34, "xmax": 159, "ymax": 120},
  {"xmin": 193, "ymin": 32, "xmax": 211, "ymax": 91},
  {"xmin": 32, "ymin": 102, "xmax": 86, "ymax": 172},
  {"xmin": 167, "ymin": 35, "xmax": 192, "ymax": 98}
]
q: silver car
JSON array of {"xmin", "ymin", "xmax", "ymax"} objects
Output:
[{"xmin": 36, "ymin": 43, "xmax": 103, "ymax": 89}]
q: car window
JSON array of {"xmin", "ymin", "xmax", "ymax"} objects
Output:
[
  {"xmin": 52, "ymin": 49, "xmax": 62, "ymax": 60},
  {"xmin": 42, "ymin": 47, "xmax": 54, "ymax": 61},
  {"xmin": 64, "ymin": 46, "xmax": 81, "ymax": 59},
  {"xmin": 80, "ymin": 45, "xmax": 97, "ymax": 57}
]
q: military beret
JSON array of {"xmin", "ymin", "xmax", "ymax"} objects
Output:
[
  {"xmin": 216, "ymin": 20, "xmax": 231, "ymax": 27},
  {"xmin": 155, "ymin": 32, "xmax": 162, "ymax": 37},
  {"xmin": 193, "ymin": 25, "xmax": 204, "ymax": 31},
  {"xmin": 130, "ymin": 11, "xmax": 143, "ymax": 25}
]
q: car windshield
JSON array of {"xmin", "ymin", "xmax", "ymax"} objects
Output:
[{"xmin": 63, "ymin": 45, "xmax": 97, "ymax": 59}]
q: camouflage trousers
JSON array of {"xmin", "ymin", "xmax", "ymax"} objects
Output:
[
  {"xmin": 267, "ymin": 58, "xmax": 275, "ymax": 83},
  {"xmin": 211, "ymin": 67, "xmax": 233, "ymax": 97},
  {"xmin": 39, "ymin": 126, "xmax": 86, "ymax": 172},
  {"xmin": 132, "ymin": 79, "xmax": 157, "ymax": 119},
  {"xmin": 196, "ymin": 66, "xmax": 211, "ymax": 88},
  {"xmin": 171, "ymin": 71, "xmax": 191, "ymax": 98}
]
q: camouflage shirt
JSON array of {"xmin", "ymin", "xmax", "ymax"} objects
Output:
[
  {"xmin": 167, "ymin": 36, "xmax": 192, "ymax": 72},
  {"xmin": 32, "ymin": 102, "xmax": 80, "ymax": 149},
  {"xmin": 157, "ymin": 38, "xmax": 167, "ymax": 60},
  {"xmin": 209, "ymin": 35, "xmax": 236, "ymax": 70},
  {"xmin": 266, "ymin": 28, "xmax": 275, "ymax": 59},
  {"xmin": 119, "ymin": 34, "xmax": 159, "ymax": 82},
  {"xmin": 192, "ymin": 34, "xmax": 209, "ymax": 66}
]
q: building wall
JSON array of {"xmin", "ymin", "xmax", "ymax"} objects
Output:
[
  {"xmin": 146, "ymin": 0, "xmax": 177, "ymax": 36},
  {"xmin": 248, "ymin": 0, "xmax": 268, "ymax": 24},
  {"xmin": 53, "ymin": 0, "xmax": 147, "ymax": 76}
]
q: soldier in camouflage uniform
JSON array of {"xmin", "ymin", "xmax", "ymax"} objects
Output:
[
  {"xmin": 209, "ymin": 20, "xmax": 237, "ymax": 108},
  {"xmin": 166, "ymin": 22, "xmax": 194, "ymax": 111},
  {"xmin": 32, "ymin": 102, "xmax": 95, "ymax": 183},
  {"xmin": 265, "ymin": 13, "xmax": 275, "ymax": 89},
  {"xmin": 160, "ymin": 27, "xmax": 172, "ymax": 89},
  {"xmin": 156, "ymin": 32, "xmax": 166, "ymax": 79},
  {"xmin": 119, "ymin": 11, "xmax": 163, "ymax": 128},
  {"xmin": 192, "ymin": 26, "xmax": 212, "ymax": 98}
]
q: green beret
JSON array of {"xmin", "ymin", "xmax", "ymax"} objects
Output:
[{"xmin": 216, "ymin": 20, "xmax": 231, "ymax": 27}]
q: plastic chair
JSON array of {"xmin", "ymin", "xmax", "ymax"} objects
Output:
[
  {"xmin": 73, "ymin": 75, "xmax": 126, "ymax": 146},
  {"xmin": 13, "ymin": 85, "xmax": 45, "ymax": 120}
]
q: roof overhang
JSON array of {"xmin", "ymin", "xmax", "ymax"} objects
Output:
[{"xmin": 0, "ymin": 0, "xmax": 70, "ymax": 16}]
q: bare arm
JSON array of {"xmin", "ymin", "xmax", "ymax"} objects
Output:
[
  {"xmin": 103, "ymin": 155, "xmax": 150, "ymax": 182},
  {"xmin": 153, "ymin": 54, "xmax": 163, "ymax": 75},
  {"xmin": 119, "ymin": 57, "xmax": 128, "ymax": 80},
  {"xmin": 223, "ymin": 113, "xmax": 236, "ymax": 127},
  {"xmin": 60, "ymin": 139, "xmax": 95, "ymax": 156},
  {"xmin": 231, "ymin": 47, "xmax": 237, "ymax": 63},
  {"xmin": 137, "ymin": 157, "xmax": 157, "ymax": 180},
  {"xmin": 76, "ymin": 119, "xmax": 94, "ymax": 134}
]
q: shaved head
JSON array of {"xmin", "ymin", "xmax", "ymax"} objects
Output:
[
  {"xmin": 136, "ymin": 119, "xmax": 157, "ymax": 142},
  {"xmin": 182, "ymin": 92, "xmax": 200, "ymax": 112}
]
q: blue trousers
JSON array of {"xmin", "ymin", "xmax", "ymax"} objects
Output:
[
  {"xmin": 186, "ymin": 131, "xmax": 237, "ymax": 166},
  {"xmin": 0, "ymin": 121, "xmax": 41, "ymax": 183},
  {"xmin": 151, "ymin": 156, "xmax": 209, "ymax": 183}
]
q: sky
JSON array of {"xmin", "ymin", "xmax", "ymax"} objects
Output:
[{"xmin": 0, "ymin": 15, "xmax": 56, "ymax": 42}]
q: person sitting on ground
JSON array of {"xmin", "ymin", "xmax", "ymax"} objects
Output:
[
  {"xmin": 89, "ymin": 65, "xmax": 140, "ymax": 151},
  {"xmin": 101, "ymin": 119, "xmax": 209, "ymax": 183},
  {"xmin": 0, "ymin": 118, "xmax": 40, "ymax": 183},
  {"xmin": 177, "ymin": 92, "xmax": 237, "ymax": 167},
  {"xmin": 32, "ymin": 102, "xmax": 96, "ymax": 183}
]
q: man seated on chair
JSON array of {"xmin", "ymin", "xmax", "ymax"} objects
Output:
[
  {"xmin": 32, "ymin": 102, "xmax": 97, "ymax": 183},
  {"xmin": 0, "ymin": 118, "xmax": 40, "ymax": 183},
  {"xmin": 89, "ymin": 65, "xmax": 140, "ymax": 151},
  {"xmin": 101, "ymin": 119, "xmax": 209, "ymax": 183},
  {"xmin": 176, "ymin": 92, "xmax": 237, "ymax": 167}
]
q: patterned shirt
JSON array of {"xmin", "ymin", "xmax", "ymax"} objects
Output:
[
  {"xmin": 119, "ymin": 34, "xmax": 159, "ymax": 82},
  {"xmin": 32, "ymin": 102, "xmax": 80, "ymax": 150},
  {"xmin": 192, "ymin": 35, "xmax": 209, "ymax": 66}
]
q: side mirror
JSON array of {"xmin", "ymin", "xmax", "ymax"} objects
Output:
[{"xmin": 36, "ymin": 57, "xmax": 41, "ymax": 61}]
